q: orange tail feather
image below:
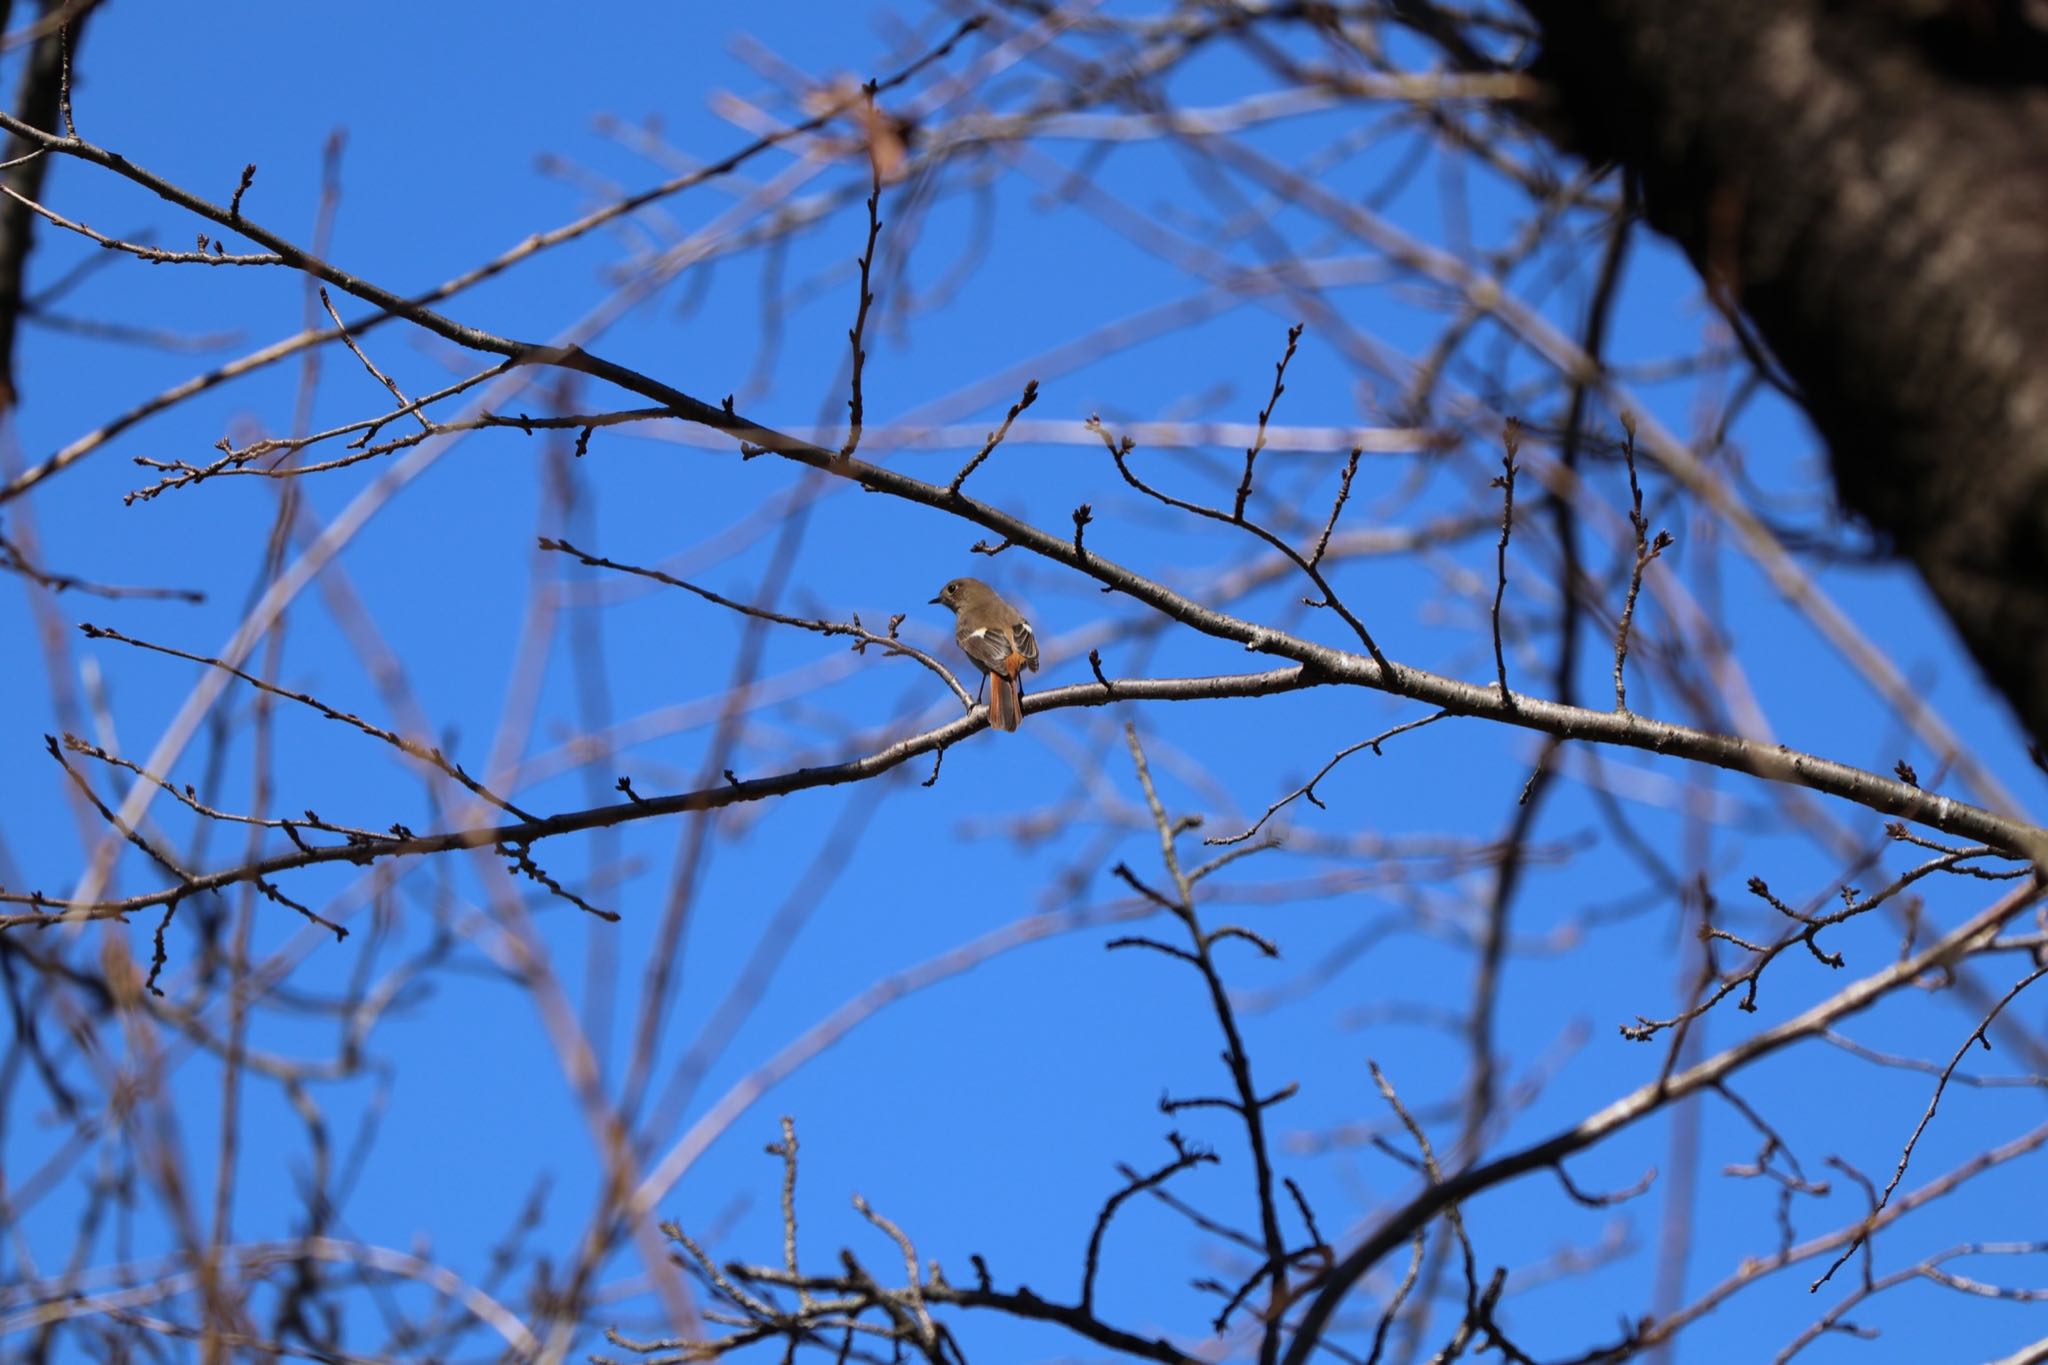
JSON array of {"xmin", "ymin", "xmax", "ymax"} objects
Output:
[{"xmin": 990, "ymin": 670, "xmax": 1022, "ymax": 732}]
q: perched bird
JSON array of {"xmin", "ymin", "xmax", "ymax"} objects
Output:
[{"xmin": 930, "ymin": 576, "xmax": 1038, "ymax": 732}]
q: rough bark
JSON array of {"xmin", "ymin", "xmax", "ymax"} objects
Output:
[
  {"xmin": 1522, "ymin": 0, "xmax": 2048, "ymax": 749},
  {"xmin": 0, "ymin": 0, "xmax": 91, "ymax": 412}
]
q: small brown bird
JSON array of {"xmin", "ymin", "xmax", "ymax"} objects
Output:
[{"xmin": 930, "ymin": 577, "xmax": 1038, "ymax": 732}]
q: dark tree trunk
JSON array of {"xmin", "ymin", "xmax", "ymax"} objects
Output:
[
  {"xmin": 1522, "ymin": 0, "xmax": 2048, "ymax": 751},
  {"xmin": 0, "ymin": 0, "xmax": 91, "ymax": 413}
]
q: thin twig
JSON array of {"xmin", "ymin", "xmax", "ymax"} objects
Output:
[
  {"xmin": 318, "ymin": 287, "xmax": 429, "ymax": 432},
  {"xmin": 1307, "ymin": 448, "xmax": 1362, "ymax": 570},
  {"xmin": 539, "ymin": 535, "xmax": 973, "ymax": 708},
  {"xmin": 1811, "ymin": 961, "xmax": 2048, "ymax": 1290},
  {"xmin": 1089, "ymin": 415, "xmax": 1394, "ymax": 675},
  {"xmin": 770, "ymin": 1118, "xmax": 811, "ymax": 1310},
  {"xmin": 78, "ymin": 622, "xmax": 534, "ymax": 821},
  {"xmin": 1081, "ymin": 1135, "xmax": 1218, "ymax": 1314},
  {"xmin": 1490, "ymin": 418, "xmax": 1519, "ymax": 704},
  {"xmin": 1208, "ymin": 711, "xmax": 1450, "ymax": 846},
  {"xmin": 838, "ymin": 92, "xmax": 883, "ymax": 461},
  {"xmin": 0, "ymin": 525, "xmax": 202, "ymax": 600},
  {"xmin": 1235, "ymin": 322, "xmax": 1303, "ymax": 520},
  {"xmin": 1123, "ymin": 723, "xmax": 1292, "ymax": 1365},
  {"xmin": 1613, "ymin": 412, "xmax": 1670, "ymax": 711},
  {"xmin": 947, "ymin": 379, "xmax": 1038, "ymax": 494},
  {"xmin": 0, "ymin": 182, "xmax": 283, "ymax": 264}
]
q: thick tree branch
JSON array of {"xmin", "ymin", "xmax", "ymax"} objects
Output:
[{"xmin": 0, "ymin": 669, "xmax": 1324, "ymax": 925}]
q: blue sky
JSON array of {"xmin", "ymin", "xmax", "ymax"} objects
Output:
[{"xmin": 3, "ymin": 4, "xmax": 2045, "ymax": 1363}]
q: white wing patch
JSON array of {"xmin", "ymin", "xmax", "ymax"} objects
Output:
[
  {"xmin": 960, "ymin": 618, "xmax": 1038, "ymax": 676},
  {"xmin": 959, "ymin": 626, "xmax": 1014, "ymax": 674},
  {"xmin": 1011, "ymin": 619, "xmax": 1039, "ymax": 672}
]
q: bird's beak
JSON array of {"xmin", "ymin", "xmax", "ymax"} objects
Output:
[{"xmin": 928, "ymin": 594, "xmax": 944, "ymax": 605}]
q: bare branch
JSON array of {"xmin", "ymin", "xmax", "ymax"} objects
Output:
[
  {"xmin": 1235, "ymin": 322, "xmax": 1303, "ymax": 520},
  {"xmin": 1612, "ymin": 411, "xmax": 1670, "ymax": 711},
  {"xmin": 947, "ymin": 379, "xmax": 1038, "ymax": 495},
  {"xmin": 1491, "ymin": 418, "xmax": 1520, "ymax": 703}
]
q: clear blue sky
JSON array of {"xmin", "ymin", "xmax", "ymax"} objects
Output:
[{"xmin": 3, "ymin": 5, "xmax": 2044, "ymax": 1362}]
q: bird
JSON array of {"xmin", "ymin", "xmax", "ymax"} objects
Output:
[{"xmin": 930, "ymin": 576, "xmax": 1038, "ymax": 732}]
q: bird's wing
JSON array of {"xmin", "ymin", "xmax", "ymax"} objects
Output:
[
  {"xmin": 1012, "ymin": 618, "xmax": 1039, "ymax": 672},
  {"xmin": 958, "ymin": 625, "xmax": 1017, "ymax": 674}
]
